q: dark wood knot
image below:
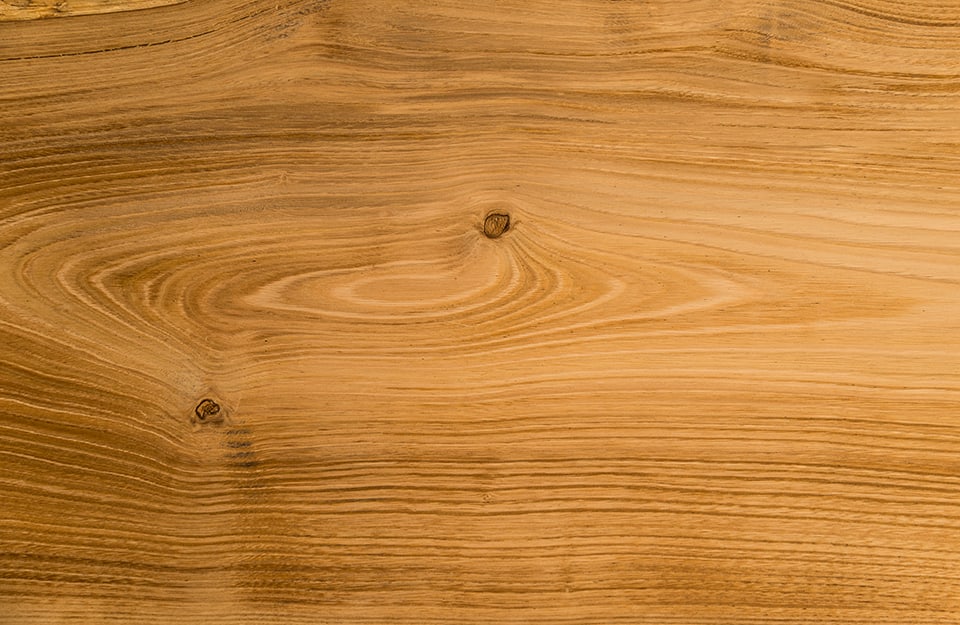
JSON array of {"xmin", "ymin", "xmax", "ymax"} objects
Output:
[
  {"xmin": 195, "ymin": 398, "xmax": 222, "ymax": 424},
  {"xmin": 483, "ymin": 212, "xmax": 510, "ymax": 239}
]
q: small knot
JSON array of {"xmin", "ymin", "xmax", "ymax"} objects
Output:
[
  {"xmin": 483, "ymin": 212, "xmax": 510, "ymax": 239},
  {"xmin": 195, "ymin": 398, "xmax": 222, "ymax": 424}
]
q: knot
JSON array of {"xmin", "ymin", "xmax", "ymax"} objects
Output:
[
  {"xmin": 194, "ymin": 398, "xmax": 223, "ymax": 424},
  {"xmin": 483, "ymin": 212, "xmax": 510, "ymax": 239}
]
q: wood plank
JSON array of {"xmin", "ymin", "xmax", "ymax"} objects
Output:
[{"xmin": 3, "ymin": 0, "xmax": 960, "ymax": 622}]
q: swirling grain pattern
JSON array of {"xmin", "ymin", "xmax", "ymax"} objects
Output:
[{"xmin": 3, "ymin": 0, "xmax": 960, "ymax": 623}]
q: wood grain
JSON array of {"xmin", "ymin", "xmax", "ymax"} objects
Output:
[
  {"xmin": 3, "ymin": 0, "xmax": 960, "ymax": 622},
  {"xmin": 0, "ymin": 0, "xmax": 185, "ymax": 22}
]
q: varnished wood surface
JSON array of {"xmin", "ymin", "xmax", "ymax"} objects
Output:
[{"xmin": 3, "ymin": 0, "xmax": 960, "ymax": 622}]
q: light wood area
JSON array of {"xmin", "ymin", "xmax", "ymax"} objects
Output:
[{"xmin": 3, "ymin": 0, "xmax": 960, "ymax": 623}]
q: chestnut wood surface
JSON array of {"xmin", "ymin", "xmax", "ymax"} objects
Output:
[{"xmin": 3, "ymin": 1, "xmax": 960, "ymax": 623}]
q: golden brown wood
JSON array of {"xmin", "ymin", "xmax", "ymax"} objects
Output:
[
  {"xmin": 3, "ymin": 0, "xmax": 960, "ymax": 622},
  {"xmin": 0, "ymin": 0, "xmax": 184, "ymax": 21}
]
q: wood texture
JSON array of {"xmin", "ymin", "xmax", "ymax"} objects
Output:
[
  {"xmin": 3, "ymin": 0, "xmax": 960, "ymax": 622},
  {"xmin": 0, "ymin": 0, "xmax": 185, "ymax": 21}
]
